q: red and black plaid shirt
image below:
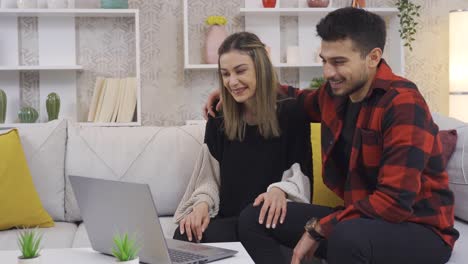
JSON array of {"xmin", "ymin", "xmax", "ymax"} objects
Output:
[{"xmin": 284, "ymin": 60, "xmax": 459, "ymax": 248}]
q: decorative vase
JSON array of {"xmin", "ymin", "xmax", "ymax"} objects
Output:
[
  {"xmin": 1, "ymin": 0, "xmax": 17, "ymax": 8},
  {"xmin": 46, "ymin": 92, "xmax": 60, "ymax": 121},
  {"xmin": 262, "ymin": 0, "xmax": 276, "ymax": 8},
  {"xmin": 204, "ymin": 25, "xmax": 228, "ymax": 64},
  {"xmin": 351, "ymin": 0, "xmax": 365, "ymax": 8},
  {"xmin": 18, "ymin": 107, "xmax": 39, "ymax": 123},
  {"xmin": 0, "ymin": 89, "xmax": 6, "ymax": 124},
  {"xmin": 116, "ymin": 258, "xmax": 139, "ymax": 264},
  {"xmin": 47, "ymin": 0, "xmax": 67, "ymax": 8},
  {"xmin": 17, "ymin": 256, "xmax": 41, "ymax": 264},
  {"xmin": 100, "ymin": 0, "xmax": 127, "ymax": 9},
  {"xmin": 307, "ymin": 0, "xmax": 330, "ymax": 8},
  {"xmin": 17, "ymin": 0, "xmax": 37, "ymax": 8}
]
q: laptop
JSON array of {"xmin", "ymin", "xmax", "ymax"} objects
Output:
[{"xmin": 69, "ymin": 175, "xmax": 238, "ymax": 264}]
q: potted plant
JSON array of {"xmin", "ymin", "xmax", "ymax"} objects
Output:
[
  {"xmin": 309, "ymin": 77, "xmax": 326, "ymax": 89},
  {"xmin": 204, "ymin": 16, "xmax": 228, "ymax": 64},
  {"xmin": 17, "ymin": 228, "xmax": 42, "ymax": 264},
  {"xmin": 395, "ymin": 0, "xmax": 421, "ymax": 51},
  {"xmin": 111, "ymin": 233, "xmax": 140, "ymax": 264}
]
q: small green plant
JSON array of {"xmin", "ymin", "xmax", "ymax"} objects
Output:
[
  {"xmin": 111, "ymin": 233, "xmax": 140, "ymax": 262},
  {"xmin": 17, "ymin": 228, "xmax": 42, "ymax": 259},
  {"xmin": 205, "ymin": 16, "xmax": 227, "ymax": 26},
  {"xmin": 309, "ymin": 77, "xmax": 326, "ymax": 89},
  {"xmin": 396, "ymin": 0, "xmax": 421, "ymax": 51}
]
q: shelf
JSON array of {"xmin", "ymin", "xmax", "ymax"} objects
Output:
[
  {"xmin": 240, "ymin": 7, "xmax": 398, "ymax": 16},
  {"xmin": 0, "ymin": 65, "xmax": 83, "ymax": 71},
  {"xmin": 0, "ymin": 9, "xmax": 138, "ymax": 17},
  {"xmin": 185, "ymin": 63, "xmax": 322, "ymax": 69}
]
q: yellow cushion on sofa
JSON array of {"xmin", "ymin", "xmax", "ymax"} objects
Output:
[
  {"xmin": 0, "ymin": 129, "xmax": 54, "ymax": 230},
  {"xmin": 310, "ymin": 123, "xmax": 344, "ymax": 208}
]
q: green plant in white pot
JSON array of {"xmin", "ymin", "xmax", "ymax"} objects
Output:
[
  {"xmin": 112, "ymin": 233, "xmax": 140, "ymax": 264},
  {"xmin": 17, "ymin": 228, "xmax": 42, "ymax": 264}
]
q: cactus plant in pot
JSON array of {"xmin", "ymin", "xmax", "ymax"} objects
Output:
[
  {"xmin": 0, "ymin": 89, "xmax": 6, "ymax": 124},
  {"xmin": 18, "ymin": 107, "xmax": 39, "ymax": 123}
]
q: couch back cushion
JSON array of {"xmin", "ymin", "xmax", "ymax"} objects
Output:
[
  {"xmin": 0, "ymin": 120, "xmax": 67, "ymax": 221},
  {"xmin": 432, "ymin": 113, "xmax": 468, "ymax": 222},
  {"xmin": 65, "ymin": 122, "xmax": 205, "ymax": 222}
]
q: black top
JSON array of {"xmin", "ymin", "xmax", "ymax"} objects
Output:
[
  {"xmin": 335, "ymin": 99, "xmax": 362, "ymax": 171},
  {"xmin": 204, "ymin": 94, "xmax": 312, "ymax": 217}
]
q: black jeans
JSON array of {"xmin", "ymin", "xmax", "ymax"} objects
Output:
[
  {"xmin": 238, "ymin": 202, "xmax": 452, "ymax": 264},
  {"xmin": 173, "ymin": 216, "xmax": 239, "ymax": 243}
]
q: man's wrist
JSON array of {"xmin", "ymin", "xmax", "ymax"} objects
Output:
[{"xmin": 304, "ymin": 218, "xmax": 325, "ymax": 242}]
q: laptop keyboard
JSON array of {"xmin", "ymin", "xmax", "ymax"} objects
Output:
[{"xmin": 169, "ymin": 249, "xmax": 206, "ymax": 263}]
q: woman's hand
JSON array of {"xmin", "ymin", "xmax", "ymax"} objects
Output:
[
  {"xmin": 253, "ymin": 187, "xmax": 287, "ymax": 229},
  {"xmin": 203, "ymin": 89, "xmax": 222, "ymax": 119},
  {"xmin": 179, "ymin": 202, "xmax": 210, "ymax": 242}
]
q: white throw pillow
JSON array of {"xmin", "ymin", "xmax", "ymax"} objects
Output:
[
  {"xmin": 432, "ymin": 113, "xmax": 468, "ymax": 221},
  {"xmin": 0, "ymin": 119, "xmax": 67, "ymax": 221},
  {"xmin": 65, "ymin": 121, "xmax": 205, "ymax": 222}
]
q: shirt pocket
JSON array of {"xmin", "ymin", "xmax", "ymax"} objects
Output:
[{"xmin": 359, "ymin": 128, "xmax": 382, "ymax": 168}]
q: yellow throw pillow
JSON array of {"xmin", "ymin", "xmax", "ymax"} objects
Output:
[
  {"xmin": 310, "ymin": 123, "xmax": 344, "ymax": 208},
  {"xmin": 0, "ymin": 129, "xmax": 54, "ymax": 230}
]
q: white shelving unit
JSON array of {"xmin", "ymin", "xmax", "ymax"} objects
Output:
[
  {"xmin": 183, "ymin": 0, "xmax": 404, "ymax": 88},
  {"xmin": 0, "ymin": 9, "xmax": 141, "ymax": 126}
]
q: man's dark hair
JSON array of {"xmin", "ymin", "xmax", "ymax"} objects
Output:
[{"xmin": 316, "ymin": 7, "xmax": 386, "ymax": 57}]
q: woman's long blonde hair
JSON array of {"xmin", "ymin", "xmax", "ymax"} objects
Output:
[{"xmin": 218, "ymin": 32, "xmax": 280, "ymax": 141}]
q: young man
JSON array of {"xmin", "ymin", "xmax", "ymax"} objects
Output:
[{"xmin": 204, "ymin": 7, "xmax": 459, "ymax": 264}]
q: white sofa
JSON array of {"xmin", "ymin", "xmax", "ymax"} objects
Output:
[{"xmin": 0, "ymin": 117, "xmax": 466, "ymax": 263}]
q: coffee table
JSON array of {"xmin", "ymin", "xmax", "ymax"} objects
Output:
[{"xmin": 0, "ymin": 242, "xmax": 254, "ymax": 263}]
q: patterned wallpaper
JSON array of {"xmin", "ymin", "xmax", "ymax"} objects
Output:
[{"xmin": 17, "ymin": 0, "xmax": 468, "ymax": 125}]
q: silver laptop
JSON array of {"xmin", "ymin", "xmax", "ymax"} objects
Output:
[{"xmin": 69, "ymin": 175, "xmax": 238, "ymax": 264}]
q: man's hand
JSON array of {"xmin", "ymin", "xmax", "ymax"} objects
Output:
[
  {"xmin": 291, "ymin": 232, "xmax": 320, "ymax": 264},
  {"xmin": 203, "ymin": 89, "xmax": 222, "ymax": 119},
  {"xmin": 179, "ymin": 202, "xmax": 210, "ymax": 242},
  {"xmin": 253, "ymin": 187, "xmax": 287, "ymax": 229}
]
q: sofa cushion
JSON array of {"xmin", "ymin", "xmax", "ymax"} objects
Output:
[
  {"xmin": 439, "ymin": 129, "xmax": 458, "ymax": 166},
  {"xmin": 65, "ymin": 122, "xmax": 205, "ymax": 221},
  {"xmin": 446, "ymin": 220, "xmax": 468, "ymax": 264},
  {"xmin": 432, "ymin": 113, "xmax": 468, "ymax": 222},
  {"xmin": 0, "ymin": 129, "xmax": 54, "ymax": 230},
  {"xmin": 0, "ymin": 222, "xmax": 77, "ymax": 250},
  {"xmin": 2, "ymin": 119, "xmax": 67, "ymax": 221}
]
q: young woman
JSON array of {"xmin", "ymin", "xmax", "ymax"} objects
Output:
[{"xmin": 173, "ymin": 32, "xmax": 312, "ymax": 244}]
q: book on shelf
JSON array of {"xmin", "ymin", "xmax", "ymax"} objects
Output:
[{"xmin": 87, "ymin": 77, "xmax": 137, "ymax": 123}]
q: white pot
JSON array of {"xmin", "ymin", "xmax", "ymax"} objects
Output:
[
  {"xmin": 18, "ymin": 256, "xmax": 41, "ymax": 264},
  {"xmin": 1, "ymin": 0, "xmax": 17, "ymax": 8},
  {"xmin": 117, "ymin": 257, "xmax": 139, "ymax": 264},
  {"xmin": 17, "ymin": 0, "xmax": 37, "ymax": 8},
  {"xmin": 47, "ymin": 0, "xmax": 67, "ymax": 8}
]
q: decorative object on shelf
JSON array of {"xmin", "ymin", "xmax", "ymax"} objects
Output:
[
  {"xmin": 0, "ymin": 89, "xmax": 6, "ymax": 124},
  {"xmin": 307, "ymin": 0, "xmax": 330, "ymax": 8},
  {"xmin": 101, "ymin": 0, "xmax": 127, "ymax": 9},
  {"xmin": 18, "ymin": 107, "xmax": 39, "ymax": 123},
  {"xmin": 204, "ymin": 16, "xmax": 228, "ymax": 64},
  {"xmin": 309, "ymin": 77, "xmax": 326, "ymax": 89},
  {"xmin": 262, "ymin": 0, "xmax": 276, "ymax": 8},
  {"xmin": 396, "ymin": 0, "xmax": 421, "ymax": 51},
  {"xmin": 46, "ymin": 92, "xmax": 60, "ymax": 121},
  {"xmin": 17, "ymin": 0, "xmax": 37, "ymax": 8},
  {"xmin": 17, "ymin": 228, "xmax": 42, "ymax": 264},
  {"xmin": 75, "ymin": 0, "xmax": 99, "ymax": 8},
  {"xmin": 1, "ymin": 0, "xmax": 18, "ymax": 8},
  {"xmin": 47, "ymin": 0, "xmax": 67, "ymax": 8},
  {"xmin": 112, "ymin": 233, "xmax": 140, "ymax": 264},
  {"xmin": 287, "ymin": 46, "xmax": 300, "ymax": 64},
  {"xmin": 351, "ymin": 0, "xmax": 365, "ymax": 8}
]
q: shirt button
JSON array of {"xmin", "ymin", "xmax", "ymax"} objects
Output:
[{"xmin": 329, "ymin": 140, "xmax": 333, "ymax": 145}]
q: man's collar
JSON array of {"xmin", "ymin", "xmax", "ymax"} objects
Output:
[{"xmin": 363, "ymin": 59, "xmax": 395, "ymax": 100}]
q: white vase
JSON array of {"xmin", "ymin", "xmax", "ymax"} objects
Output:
[
  {"xmin": 204, "ymin": 25, "xmax": 228, "ymax": 64},
  {"xmin": 47, "ymin": 0, "xmax": 67, "ymax": 8},
  {"xmin": 18, "ymin": 256, "xmax": 41, "ymax": 264},
  {"xmin": 116, "ymin": 257, "xmax": 139, "ymax": 264},
  {"xmin": 1, "ymin": 0, "xmax": 17, "ymax": 8},
  {"xmin": 17, "ymin": 0, "xmax": 37, "ymax": 8}
]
